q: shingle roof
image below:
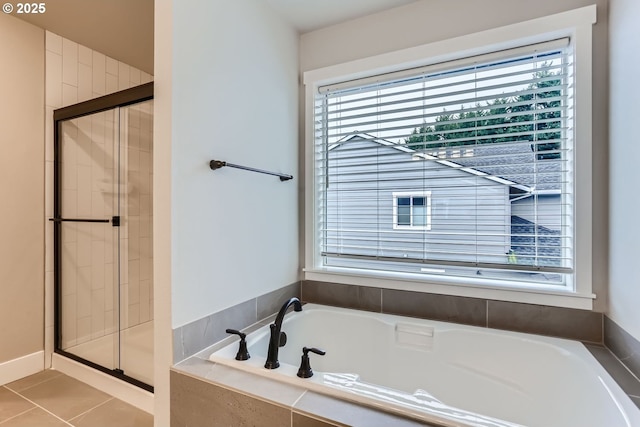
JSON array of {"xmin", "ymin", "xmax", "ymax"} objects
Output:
[
  {"xmin": 450, "ymin": 142, "xmax": 563, "ymax": 192},
  {"xmin": 510, "ymin": 215, "xmax": 561, "ymax": 267},
  {"xmin": 336, "ymin": 133, "xmax": 562, "ymax": 192}
]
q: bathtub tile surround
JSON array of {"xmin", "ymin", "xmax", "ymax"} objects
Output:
[
  {"xmin": 257, "ymin": 282, "xmax": 307, "ymax": 320},
  {"xmin": 487, "ymin": 300, "xmax": 602, "ymax": 343},
  {"xmin": 292, "ymin": 413, "xmax": 342, "ymax": 427},
  {"xmin": 605, "ymin": 316, "xmax": 640, "ymax": 379},
  {"xmin": 293, "ymin": 391, "xmax": 437, "ymax": 427},
  {"xmin": 170, "ymin": 296, "xmax": 640, "ymax": 425},
  {"xmin": 168, "ymin": 279, "xmax": 640, "ymax": 423},
  {"xmin": 170, "ymin": 371, "xmax": 291, "ymax": 426},
  {"xmin": 171, "ymin": 363, "xmax": 433, "ymax": 427},
  {"xmin": 383, "ymin": 289, "xmax": 486, "ymax": 327},
  {"xmin": 300, "ymin": 280, "xmax": 381, "ymax": 313},
  {"xmin": 585, "ymin": 344, "xmax": 640, "ymax": 404},
  {"xmin": 172, "ymin": 282, "xmax": 300, "ymax": 362},
  {"xmin": 178, "ymin": 303, "xmax": 635, "ymax": 426},
  {"xmin": 172, "ymin": 299, "xmax": 256, "ymax": 363},
  {"xmin": 176, "ymin": 359, "xmax": 307, "ymax": 407},
  {"xmin": 301, "ymin": 280, "xmax": 602, "ymax": 342}
]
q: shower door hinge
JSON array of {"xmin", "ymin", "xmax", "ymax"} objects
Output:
[{"xmin": 111, "ymin": 216, "xmax": 120, "ymax": 227}]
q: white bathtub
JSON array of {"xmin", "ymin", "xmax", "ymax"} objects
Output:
[{"xmin": 209, "ymin": 304, "xmax": 640, "ymax": 427}]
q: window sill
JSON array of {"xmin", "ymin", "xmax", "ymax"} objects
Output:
[{"xmin": 303, "ymin": 267, "xmax": 595, "ymax": 310}]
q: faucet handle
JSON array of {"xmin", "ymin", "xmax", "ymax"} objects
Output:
[
  {"xmin": 225, "ymin": 329, "xmax": 250, "ymax": 361},
  {"xmin": 297, "ymin": 347, "xmax": 326, "ymax": 378},
  {"xmin": 305, "ymin": 347, "xmax": 326, "ymax": 356}
]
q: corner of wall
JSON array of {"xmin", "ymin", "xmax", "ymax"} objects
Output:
[{"xmin": 0, "ymin": 12, "xmax": 45, "ymax": 366}]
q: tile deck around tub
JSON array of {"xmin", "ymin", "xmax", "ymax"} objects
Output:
[
  {"xmin": 0, "ymin": 370, "xmax": 152, "ymax": 427},
  {"xmin": 172, "ymin": 356, "xmax": 435, "ymax": 427},
  {"xmin": 585, "ymin": 344, "xmax": 640, "ymax": 409}
]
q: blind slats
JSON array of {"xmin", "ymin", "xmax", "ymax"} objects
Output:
[
  {"xmin": 319, "ymin": 38, "xmax": 570, "ymax": 94},
  {"xmin": 315, "ymin": 41, "xmax": 574, "ymax": 286}
]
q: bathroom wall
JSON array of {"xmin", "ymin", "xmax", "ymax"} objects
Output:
[
  {"xmin": 44, "ymin": 30, "xmax": 153, "ymax": 362},
  {"xmin": 0, "ymin": 14, "xmax": 44, "ymax": 373},
  {"xmin": 153, "ymin": 1, "xmax": 172, "ymax": 423},
  {"xmin": 609, "ymin": 0, "xmax": 640, "ymax": 342},
  {"xmin": 166, "ymin": 0, "xmax": 299, "ymax": 329},
  {"xmin": 154, "ymin": 0, "xmax": 299, "ymax": 424},
  {"xmin": 299, "ymin": 0, "xmax": 609, "ymax": 312}
]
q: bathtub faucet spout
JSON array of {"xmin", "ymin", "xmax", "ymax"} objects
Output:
[{"xmin": 264, "ymin": 297, "xmax": 302, "ymax": 369}]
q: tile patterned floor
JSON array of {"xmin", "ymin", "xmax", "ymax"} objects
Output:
[{"xmin": 0, "ymin": 371, "xmax": 153, "ymax": 427}]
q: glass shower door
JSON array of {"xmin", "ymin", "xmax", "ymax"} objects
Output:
[
  {"xmin": 58, "ymin": 108, "xmax": 122, "ymax": 372},
  {"xmin": 117, "ymin": 100, "xmax": 154, "ymax": 386},
  {"xmin": 55, "ymin": 95, "xmax": 154, "ymax": 389}
]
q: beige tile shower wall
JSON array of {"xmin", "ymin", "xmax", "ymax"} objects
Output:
[
  {"xmin": 58, "ymin": 111, "xmax": 119, "ymax": 349},
  {"xmin": 45, "ymin": 31, "xmax": 153, "ymax": 358}
]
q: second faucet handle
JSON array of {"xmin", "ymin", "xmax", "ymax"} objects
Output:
[
  {"xmin": 225, "ymin": 329, "xmax": 250, "ymax": 361},
  {"xmin": 297, "ymin": 347, "xmax": 326, "ymax": 378}
]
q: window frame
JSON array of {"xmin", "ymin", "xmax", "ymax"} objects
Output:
[
  {"xmin": 303, "ymin": 6, "xmax": 596, "ymax": 310},
  {"xmin": 392, "ymin": 192, "xmax": 432, "ymax": 231}
]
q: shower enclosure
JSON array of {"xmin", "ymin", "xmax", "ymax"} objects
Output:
[{"xmin": 52, "ymin": 83, "xmax": 154, "ymax": 391}]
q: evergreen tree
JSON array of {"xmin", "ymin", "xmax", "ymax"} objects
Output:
[{"xmin": 405, "ymin": 65, "xmax": 562, "ymax": 160}]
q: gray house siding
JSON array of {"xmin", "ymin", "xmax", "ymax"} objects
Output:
[
  {"xmin": 512, "ymin": 194, "xmax": 562, "ymax": 232},
  {"xmin": 325, "ymin": 138, "xmax": 511, "ymax": 265}
]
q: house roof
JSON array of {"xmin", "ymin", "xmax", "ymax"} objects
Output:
[
  {"xmin": 330, "ymin": 133, "xmax": 564, "ymax": 193},
  {"xmin": 450, "ymin": 142, "xmax": 562, "ymax": 193}
]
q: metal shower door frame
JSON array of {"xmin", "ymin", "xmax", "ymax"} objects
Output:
[{"xmin": 52, "ymin": 83, "xmax": 153, "ymax": 392}]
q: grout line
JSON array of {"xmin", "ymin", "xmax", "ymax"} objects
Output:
[
  {"xmin": 68, "ymin": 397, "xmax": 115, "ymax": 423},
  {"xmin": 0, "ymin": 407, "xmax": 39, "ymax": 425},
  {"xmin": 291, "ymin": 389, "xmax": 308, "ymax": 409},
  {"xmin": 5, "ymin": 372, "xmax": 63, "ymax": 394},
  {"xmin": 254, "ymin": 297, "xmax": 259, "ymax": 324},
  {"xmin": 4, "ymin": 387, "xmax": 74, "ymax": 426},
  {"xmin": 485, "ymin": 300, "xmax": 489, "ymax": 327},
  {"xmin": 601, "ymin": 345, "xmax": 640, "ymax": 384},
  {"xmin": 290, "ymin": 408, "xmax": 342, "ymax": 427}
]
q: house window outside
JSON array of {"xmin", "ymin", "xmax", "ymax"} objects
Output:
[
  {"xmin": 393, "ymin": 192, "xmax": 431, "ymax": 230},
  {"xmin": 305, "ymin": 7, "xmax": 596, "ymax": 306}
]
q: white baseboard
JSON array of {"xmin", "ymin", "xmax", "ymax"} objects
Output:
[
  {"xmin": 0, "ymin": 351, "xmax": 44, "ymax": 386},
  {"xmin": 51, "ymin": 353, "xmax": 154, "ymax": 414}
]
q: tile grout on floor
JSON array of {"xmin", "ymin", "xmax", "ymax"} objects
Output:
[
  {"xmin": 2, "ymin": 386, "xmax": 74, "ymax": 426},
  {"xmin": 0, "ymin": 401, "xmax": 38, "ymax": 426},
  {"xmin": 67, "ymin": 397, "xmax": 115, "ymax": 424},
  {"xmin": 1, "ymin": 371, "xmax": 153, "ymax": 427}
]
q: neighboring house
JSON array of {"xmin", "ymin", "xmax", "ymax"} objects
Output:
[{"xmin": 325, "ymin": 133, "xmax": 563, "ymax": 267}]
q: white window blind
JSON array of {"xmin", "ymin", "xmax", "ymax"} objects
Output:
[{"xmin": 314, "ymin": 40, "xmax": 574, "ymax": 287}]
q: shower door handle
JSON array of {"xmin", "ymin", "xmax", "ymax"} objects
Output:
[
  {"xmin": 49, "ymin": 217, "xmax": 120, "ymax": 226},
  {"xmin": 49, "ymin": 218, "xmax": 111, "ymax": 223}
]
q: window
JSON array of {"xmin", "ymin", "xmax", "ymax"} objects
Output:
[
  {"xmin": 304, "ymin": 6, "xmax": 596, "ymax": 307},
  {"xmin": 393, "ymin": 192, "xmax": 431, "ymax": 230},
  {"xmin": 315, "ymin": 40, "xmax": 573, "ymax": 287}
]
